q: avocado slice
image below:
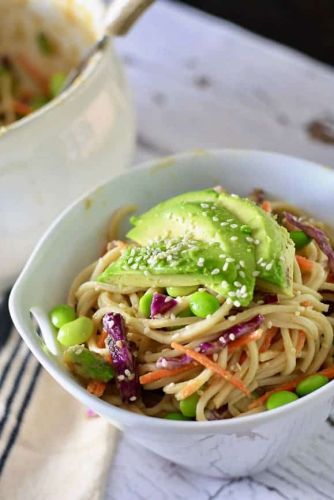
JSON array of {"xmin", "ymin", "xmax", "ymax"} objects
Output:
[
  {"xmin": 218, "ymin": 192, "xmax": 294, "ymax": 295},
  {"xmin": 100, "ymin": 200, "xmax": 256, "ymax": 306}
]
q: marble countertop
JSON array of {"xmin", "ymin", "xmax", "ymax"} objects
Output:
[{"xmin": 106, "ymin": 1, "xmax": 334, "ymax": 498}]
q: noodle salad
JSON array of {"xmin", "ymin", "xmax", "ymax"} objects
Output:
[{"xmin": 49, "ymin": 188, "xmax": 334, "ymax": 421}]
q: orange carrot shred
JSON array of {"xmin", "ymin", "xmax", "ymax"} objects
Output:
[
  {"xmin": 13, "ymin": 100, "xmax": 32, "ymax": 116},
  {"xmin": 261, "ymin": 200, "xmax": 272, "ymax": 213},
  {"xmin": 249, "ymin": 365, "xmax": 334, "ymax": 409},
  {"xmin": 139, "ymin": 364, "xmax": 196, "ymax": 385},
  {"xmin": 259, "ymin": 327, "xmax": 278, "ymax": 353},
  {"xmin": 228, "ymin": 330, "xmax": 263, "ymax": 354},
  {"xmin": 171, "ymin": 342, "xmax": 250, "ymax": 396},
  {"xmin": 296, "ymin": 331, "xmax": 306, "ymax": 355},
  {"xmin": 301, "ymin": 301, "xmax": 312, "ymax": 307},
  {"xmin": 296, "ymin": 255, "xmax": 313, "ymax": 273},
  {"xmin": 327, "ymin": 272, "xmax": 334, "ymax": 283},
  {"xmin": 87, "ymin": 381, "xmax": 106, "ymax": 397},
  {"xmin": 17, "ymin": 54, "xmax": 49, "ymax": 94},
  {"xmin": 97, "ymin": 330, "xmax": 108, "ymax": 348}
]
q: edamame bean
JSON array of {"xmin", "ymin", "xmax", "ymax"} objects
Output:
[
  {"xmin": 177, "ymin": 307, "xmax": 195, "ymax": 318},
  {"xmin": 180, "ymin": 393, "xmax": 200, "ymax": 418},
  {"xmin": 289, "ymin": 230, "xmax": 312, "ymax": 250},
  {"xmin": 164, "ymin": 412, "xmax": 192, "ymax": 421},
  {"xmin": 188, "ymin": 291, "xmax": 220, "ymax": 318},
  {"xmin": 49, "ymin": 72, "xmax": 66, "ymax": 97},
  {"xmin": 166, "ymin": 286, "xmax": 198, "ymax": 297},
  {"xmin": 266, "ymin": 390, "xmax": 298, "ymax": 410},
  {"xmin": 57, "ymin": 317, "xmax": 94, "ymax": 347},
  {"xmin": 296, "ymin": 374, "xmax": 329, "ymax": 397},
  {"xmin": 138, "ymin": 292, "xmax": 153, "ymax": 318},
  {"xmin": 50, "ymin": 304, "xmax": 76, "ymax": 329}
]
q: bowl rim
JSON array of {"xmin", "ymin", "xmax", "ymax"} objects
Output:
[
  {"xmin": 9, "ymin": 148, "xmax": 334, "ymax": 431},
  {"xmin": 0, "ymin": 28, "xmax": 112, "ymax": 139}
]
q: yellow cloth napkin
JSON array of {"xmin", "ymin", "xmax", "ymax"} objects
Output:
[{"xmin": 0, "ymin": 330, "xmax": 118, "ymax": 500}]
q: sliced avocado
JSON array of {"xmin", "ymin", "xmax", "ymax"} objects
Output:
[
  {"xmin": 100, "ymin": 200, "xmax": 256, "ymax": 306},
  {"xmin": 64, "ymin": 345, "xmax": 114, "ymax": 382},
  {"xmin": 218, "ymin": 193, "xmax": 294, "ymax": 295}
]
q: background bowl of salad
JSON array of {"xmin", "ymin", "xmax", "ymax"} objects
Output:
[
  {"xmin": 9, "ymin": 149, "xmax": 334, "ymax": 478},
  {"xmin": 0, "ymin": 0, "xmax": 135, "ymax": 292}
]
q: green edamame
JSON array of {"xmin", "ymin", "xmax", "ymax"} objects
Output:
[
  {"xmin": 166, "ymin": 286, "xmax": 198, "ymax": 297},
  {"xmin": 164, "ymin": 412, "xmax": 192, "ymax": 421},
  {"xmin": 49, "ymin": 72, "xmax": 66, "ymax": 97},
  {"xmin": 138, "ymin": 292, "xmax": 153, "ymax": 318},
  {"xmin": 266, "ymin": 390, "xmax": 298, "ymax": 410},
  {"xmin": 57, "ymin": 317, "xmax": 94, "ymax": 347},
  {"xmin": 289, "ymin": 230, "xmax": 312, "ymax": 250},
  {"xmin": 179, "ymin": 393, "xmax": 200, "ymax": 418},
  {"xmin": 296, "ymin": 374, "xmax": 329, "ymax": 397},
  {"xmin": 188, "ymin": 291, "xmax": 220, "ymax": 318},
  {"xmin": 50, "ymin": 304, "xmax": 76, "ymax": 329}
]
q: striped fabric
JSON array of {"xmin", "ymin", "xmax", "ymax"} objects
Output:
[{"xmin": 0, "ymin": 299, "xmax": 118, "ymax": 499}]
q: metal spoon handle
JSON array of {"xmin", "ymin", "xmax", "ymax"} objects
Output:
[{"xmin": 105, "ymin": 0, "xmax": 155, "ymax": 36}]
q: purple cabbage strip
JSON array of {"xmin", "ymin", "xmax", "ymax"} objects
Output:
[
  {"xmin": 156, "ymin": 353, "xmax": 192, "ymax": 369},
  {"xmin": 263, "ymin": 294, "xmax": 278, "ymax": 305},
  {"xmin": 206, "ymin": 405, "xmax": 228, "ymax": 421},
  {"xmin": 103, "ymin": 312, "xmax": 140, "ymax": 404},
  {"xmin": 285, "ymin": 212, "xmax": 334, "ymax": 273},
  {"xmin": 198, "ymin": 314, "xmax": 265, "ymax": 355},
  {"xmin": 150, "ymin": 293, "xmax": 178, "ymax": 318},
  {"xmin": 156, "ymin": 314, "xmax": 265, "ymax": 367}
]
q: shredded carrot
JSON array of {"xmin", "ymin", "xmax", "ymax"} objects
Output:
[
  {"xmin": 301, "ymin": 301, "xmax": 312, "ymax": 307},
  {"xmin": 97, "ymin": 330, "xmax": 108, "ymax": 348},
  {"xmin": 228, "ymin": 330, "xmax": 263, "ymax": 354},
  {"xmin": 249, "ymin": 365, "xmax": 334, "ymax": 409},
  {"xmin": 296, "ymin": 255, "xmax": 313, "ymax": 273},
  {"xmin": 261, "ymin": 200, "xmax": 272, "ymax": 213},
  {"xmin": 17, "ymin": 54, "xmax": 49, "ymax": 94},
  {"xmin": 13, "ymin": 100, "xmax": 32, "ymax": 116},
  {"xmin": 139, "ymin": 364, "xmax": 196, "ymax": 385},
  {"xmin": 296, "ymin": 330, "xmax": 306, "ymax": 355},
  {"xmin": 87, "ymin": 380, "xmax": 106, "ymax": 397},
  {"xmin": 171, "ymin": 342, "xmax": 250, "ymax": 396},
  {"xmin": 259, "ymin": 327, "xmax": 278, "ymax": 353}
]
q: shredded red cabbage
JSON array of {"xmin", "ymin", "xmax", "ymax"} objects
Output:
[
  {"xmin": 206, "ymin": 405, "xmax": 228, "ymax": 420},
  {"xmin": 285, "ymin": 212, "xmax": 334, "ymax": 273},
  {"xmin": 150, "ymin": 293, "xmax": 178, "ymax": 317},
  {"xmin": 198, "ymin": 314, "xmax": 265, "ymax": 355},
  {"xmin": 263, "ymin": 294, "xmax": 278, "ymax": 305},
  {"xmin": 156, "ymin": 353, "xmax": 192, "ymax": 369},
  {"xmin": 103, "ymin": 312, "xmax": 140, "ymax": 403}
]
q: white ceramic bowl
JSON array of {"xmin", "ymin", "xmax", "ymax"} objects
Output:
[
  {"xmin": 9, "ymin": 150, "xmax": 334, "ymax": 478},
  {"xmin": 0, "ymin": 0, "xmax": 135, "ymax": 291}
]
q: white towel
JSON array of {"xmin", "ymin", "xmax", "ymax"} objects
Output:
[{"xmin": 0, "ymin": 329, "xmax": 118, "ymax": 500}]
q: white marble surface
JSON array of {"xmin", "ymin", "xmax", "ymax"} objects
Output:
[{"xmin": 106, "ymin": 1, "xmax": 334, "ymax": 498}]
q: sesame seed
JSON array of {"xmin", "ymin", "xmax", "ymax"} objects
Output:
[
  {"xmin": 219, "ymin": 254, "xmax": 226, "ymax": 259},
  {"xmin": 201, "ymin": 203, "xmax": 209, "ymax": 208},
  {"xmin": 265, "ymin": 262, "xmax": 273, "ymax": 271},
  {"xmin": 252, "ymin": 271, "xmax": 260, "ymax": 277},
  {"xmin": 257, "ymin": 257, "xmax": 263, "ymax": 264},
  {"xmin": 240, "ymin": 285, "xmax": 247, "ymax": 294},
  {"xmin": 229, "ymin": 333, "xmax": 236, "ymax": 341},
  {"xmin": 221, "ymin": 281, "xmax": 228, "ymax": 288},
  {"xmin": 116, "ymin": 340, "xmax": 123, "ymax": 348},
  {"xmin": 239, "ymin": 260, "xmax": 245, "ymax": 268},
  {"xmin": 167, "ymin": 255, "xmax": 173, "ymax": 262},
  {"xmin": 239, "ymin": 271, "xmax": 246, "ymax": 278},
  {"xmin": 197, "ymin": 258, "xmax": 205, "ymax": 267},
  {"xmin": 228, "ymin": 315, "xmax": 237, "ymax": 321},
  {"xmin": 221, "ymin": 222, "xmax": 228, "ymax": 227},
  {"xmin": 165, "ymin": 296, "xmax": 173, "ymax": 302},
  {"xmin": 234, "ymin": 301, "xmax": 241, "ymax": 307},
  {"xmin": 226, "ymin": 298, "xmax": 232, "ymax": 305},
  {"xmin": 127, "ymin": 257, "xmax": 134, "ymax": 264},
  {"xmin": 267, "ymin": 321, "xmax": 273, "ymax": 329},
  {"xmin": 228, "ymin": 291, "xmax": 236, "ymax": 297},
  {"xmin": 211, "ymin": 268, "xmax": 220, "ymax": 275},
  {"xmin": 129, "ymin": 396, "xmax": 137, "ymax": 402},
  {"xmin": 230, "ymin": 223, "xmax": 238, "ymax": 229},
  {"xmin": 212, "ymin": 216, "xmax": 219, "ymax": 222},
  {"xmin": 246, "ymin": 236, "xmax": 254, "ymax": 243},
  {"xmin": 170, "ymin": 313, "xmax": 176, "ymax": 320},
  {"xmin": 223, "ymin": 262, "xmax": 229, "ymax": 271},
  {"xmin": 230, "ymin": 236, "xmax": 238, "ymax": 241},
  {"xmin": 227, "ymin": 219, "xmax": 234, "ymax": 222},
  {"xmin": 219, "ymin": 336, "xmax": 227, "ymax": 344},
  {"xmin": 234, "ymin": 281, "xmax": 242, "ymax": 287},
  {"xmin": 124, "ymin": 369, "xmax": 131, "ymax": 377},
  {"xmin": 118, "ymin": 375, "xmax": 125, "ymax": 381},
  {"xmin": 226, "ymin": 257, "xmax": 235, "ymax": 263},
  {"xmin": 254, "ymin": 239, "xmax": 260, "ymax": 245}
]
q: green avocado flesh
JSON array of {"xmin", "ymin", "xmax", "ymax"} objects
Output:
[{"xmin": 98, "ymin": 189, "xmax": 295, "ymax": 306}]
